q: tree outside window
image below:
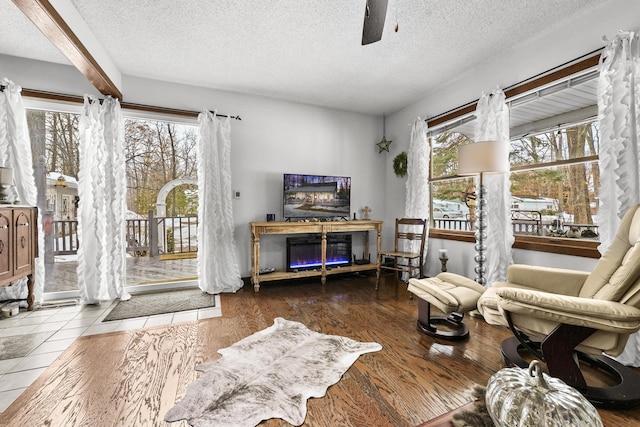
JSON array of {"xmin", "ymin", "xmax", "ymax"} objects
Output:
[{"xmin": 26, "ymin": 110, "xmax": 199, "ymax": 217}]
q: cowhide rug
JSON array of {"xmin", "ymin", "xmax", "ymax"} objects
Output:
[{"xmin": 165, "ymin": 317, "xmax": 382, "ymax": 427}]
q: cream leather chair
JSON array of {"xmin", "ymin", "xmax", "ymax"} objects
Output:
[
  {"xmin": 408, "ymin": 273, "xmax": 486, "ymax": 341},
  {"xmin": 477, "ymin": 204, "xmax": 640, "ymax": 409}
]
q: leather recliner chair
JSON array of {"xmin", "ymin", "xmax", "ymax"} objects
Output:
[{"xmin": 477, "ymin": 204, "xmax": 640, "ymax": 409}]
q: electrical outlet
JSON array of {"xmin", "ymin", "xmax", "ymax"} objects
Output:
[{"xmin": 234, "ymin": 190, "xmax": 241, "ymax": 199}]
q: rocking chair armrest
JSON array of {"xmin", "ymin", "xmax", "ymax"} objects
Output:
[
  {"xmin": 496, "ymin": 287, "xmax": 640, "ymax": 333},
  {"xmin": 506, "ymin": 264, "xmax": 589, "ymax": 296}
]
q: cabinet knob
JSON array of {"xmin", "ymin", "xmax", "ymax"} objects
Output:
[{"xmin": 20, "ymin": 236, "xmax": 25, "ymax": 248}]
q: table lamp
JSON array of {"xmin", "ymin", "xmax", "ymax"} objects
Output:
[{"xmin": 457, "ymin": 140, "xmax": 509, "ymax": 285}]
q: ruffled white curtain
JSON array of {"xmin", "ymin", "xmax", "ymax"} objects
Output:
[
  {"xmin": 474, "ymin": 89, "xmax": 514, "ymax": 285},
  {"xmin": 596, "ymin": 31, "xmax": 640, "ymax": 366},
  {"xmin": 597, "ymin": 31, "xmax": 640, "ymax": 250},
  {"xmin": 0, "ymin": 79, "xmax": 45, "ymax": 307},
  {"xmin": 197, "ymin": 112, "xmax": 242, "ymax": 294},
  {"xmin": 76, "ymin": 96, "xmax": 130, "ymax": 304},
  {"xmin": 404, "ymin": 118, "xmax": 430, "ymax": 272}
]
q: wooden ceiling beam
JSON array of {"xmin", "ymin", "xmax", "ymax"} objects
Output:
[{"xmin": 12, "ymin": 0, "xmax": 122, "ymax": 100}]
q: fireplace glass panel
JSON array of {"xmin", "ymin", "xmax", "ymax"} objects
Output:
[{"xmin": 287, "ymin": 234, "xmax": 352, "ymax": 272}]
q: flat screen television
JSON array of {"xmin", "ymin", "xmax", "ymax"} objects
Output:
[{"xmin": 283, "ymin": 173, "xmax": 351, "ymax": 220}]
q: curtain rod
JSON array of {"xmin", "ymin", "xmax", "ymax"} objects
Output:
[
  {"xmin": 19, "ymin": 88, "xmax": 241, "ymax": 120},
  {"xmin": 208, "ymin": 110, "xmax": 241, "ymax": 120}
]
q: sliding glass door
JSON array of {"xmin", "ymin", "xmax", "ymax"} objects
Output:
[{"xmin": 25, "ymin": 102, "xmax": 200, "ymax": 300}]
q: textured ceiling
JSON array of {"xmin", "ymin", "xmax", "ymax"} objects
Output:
[
  {"xmin": 0, "ymin": 0, "xmax": 610, "ymax": 115},
  {"xmin": 0, "ymin": 0, "xmax": 69, "ymax": 64}
]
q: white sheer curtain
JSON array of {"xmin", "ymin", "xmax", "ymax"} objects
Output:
[
  {"xmin": 596, "ymin": 31, "xmax": 640, "ymax": 366},
  {"xmin": 474, "ymin": 89, "xmax": 514, "ymax": 285},
  {"xmin": 197, "ymin": 112, "xmax": 242, "ymax": 294},
  {"xmin": 0, "ymin": 79, "xmax": 45, "ymax": 307},
  {"xmin": 76, "ymin": 96, "xmax": 130, "ymax": 304},
  {"xmin": 597, "ymin": 31, "xmax": 640, "ymax": 250},
  {"xmin": 404, "ymin": 117, "xmax": 430, "ymax": 273}
]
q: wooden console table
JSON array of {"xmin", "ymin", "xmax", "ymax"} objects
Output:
[
  {"xmin": 0, "ymin": 206, "xmax": 38, "ymax": 310},
  {"xmin": 250, "ymin": 220, "xmax": 383, "ymax": 292}
]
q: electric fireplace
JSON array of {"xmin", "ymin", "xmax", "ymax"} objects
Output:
[{"xmin": 286, "ymin": 234, "xmax": 352, "ymax": 272}]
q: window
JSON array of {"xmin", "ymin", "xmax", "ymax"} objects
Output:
[
  {"xmin": 429, "ymin": 130, "xmax": 474, "ymax": 231},
  {"xmin": 510, "ymin": 121, "xmax": 599, "ymax": 239},
  {"xmin": 430, "ymin": 119, "xmax": 601, "ymax": 248},
  {"xmin": 424, "ymin": 54, "xmax": 603, "ymax": 256},
  {"xmin": 61, "ymin": 195, "xmax": 71, "ymax": 219},
  {"xmin": 124, "ymin": 118, "xmax": 199, "ymax": 216}
]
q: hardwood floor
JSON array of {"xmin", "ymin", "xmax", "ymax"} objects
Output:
[{"xmin": 2, "ymin": 273, "xmax": 640, "ymax": 426}]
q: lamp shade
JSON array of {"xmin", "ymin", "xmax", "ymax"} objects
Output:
[
  {"xmin": 458, "ymin": 140, "xmax": 509, "ymax": 175},
  {"xmin": 0, "ymin": 167, "xmax": 13, "ymax": 185}
]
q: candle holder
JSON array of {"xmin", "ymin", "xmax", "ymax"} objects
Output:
[{"xmin": 438, "ymin": 249, "xmax": 448, "ymax": 272}]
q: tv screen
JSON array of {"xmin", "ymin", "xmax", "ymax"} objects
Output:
[{"xmin": 283, "ymin": 174, "xmax": 351, "ymax": 220}]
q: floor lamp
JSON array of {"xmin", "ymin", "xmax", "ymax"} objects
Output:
[{"xmin": 458, "ymin": 140, "xmax": 509, "ymax": 285}]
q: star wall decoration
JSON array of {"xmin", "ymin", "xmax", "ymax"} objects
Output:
[{"xmin": 377, "ymin": 136, "xmax": 392, "ymax": 153}]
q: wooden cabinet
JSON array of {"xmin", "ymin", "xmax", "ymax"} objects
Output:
[
  {"xmin": 250, "ymin": 220, "xmax": 383, "ymax": 292},
  {"xmin": 0, "ymin": 206, "xmax": 37, "ymax": 310}
]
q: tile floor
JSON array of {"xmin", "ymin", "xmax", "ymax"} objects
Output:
[{"xmin": 0, "ymin": 296, "xmax": 222, "ymax": 413}]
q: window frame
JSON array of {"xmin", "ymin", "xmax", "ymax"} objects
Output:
[{"xmin": 426, "ymin": 52, "xmax": 602, "ymax": 259}]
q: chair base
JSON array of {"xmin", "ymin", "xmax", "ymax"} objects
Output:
[
  {"xmin": 416, "ymin": 316, "xmax": 469, "ymax": 341},
  {"xmin": 417, "ymin": 299, "xmax": 469, "ymax": 341},
  {"xmin": 501, "ymin": 336, "xmax": 640, "ymax": 410}
]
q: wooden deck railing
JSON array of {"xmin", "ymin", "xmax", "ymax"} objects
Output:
[
  {"xmin": 50, "ymin": 214, "xmax": 199, "ymax": 257},
  {"xmin": 52, "ymin": 220, "xmax": 79, "ymax": 255},
  {"xmin": 433, "ymin": 216, "xmax": 599, "ymax": 239},
  {"xmin": 126, "ymin": 218, "xmax": 150, "ymax": 255}
]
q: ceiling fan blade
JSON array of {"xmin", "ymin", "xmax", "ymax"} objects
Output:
[{"xmin": 361, "ymin": 0, "xmax": 389, "ymax": 45}]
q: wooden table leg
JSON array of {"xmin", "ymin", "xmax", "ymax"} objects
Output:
[
  {"xmin": 321, "ymin": 230, "xmax": 327, "ymax": 285},
  {"xmin": 252, "ymin": 232, "xmax": 261, "ymax": 292},
  {"xmin": 364, "ymin": 230, "xmax": 370, "ymax": 261},
  {"xmin": 27, "ymin": 274, "xmax": 34, "ymax": 310}
]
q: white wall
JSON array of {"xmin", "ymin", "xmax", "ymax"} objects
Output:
[
  {"xmin": 1, "ymin": 55, "xmax": 385, "ymax": 279},
  {"xmin": 384, "ymin": 0, "xmax": 640, "ymax": 276},
  {"xmin": 0, "ymin": 54, "xmax": 99, "ymax": 98}
]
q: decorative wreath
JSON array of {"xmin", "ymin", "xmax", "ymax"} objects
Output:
[{"xmin": 393, "ymin": 151, "xmax": 408, "ymax": 177}]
